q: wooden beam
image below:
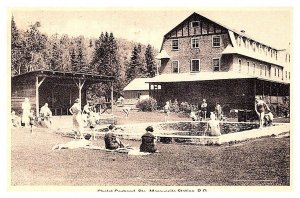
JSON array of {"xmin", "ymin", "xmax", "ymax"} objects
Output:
[{"xmin": 35, "ymin": 76, "xmax": 46, "ymax": 116}]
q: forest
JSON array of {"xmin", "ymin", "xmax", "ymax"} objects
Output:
[{"xmin": 11, "ymin": 17, "xmax": 158, "ymax": 100}]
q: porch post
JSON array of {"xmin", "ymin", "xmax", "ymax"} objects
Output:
[
  {"xmin": 73, "ymin": 78, "xmax": 86, "ymax": 109},
  {"xmin": 35, "ymin": 76, "xmax": 46, "ymax": 116}
]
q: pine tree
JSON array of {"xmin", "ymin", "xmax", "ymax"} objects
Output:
[
  {"xmin": 145, "ymin": 44, "xmax": 156, "ymax": 77},
  {"xmin": 11, "ymin": 16, "xmax": 26, "ymax": 75},
  {"xmin": 126, "ymin": 46, "xmax": 139, "ymax": 84}
]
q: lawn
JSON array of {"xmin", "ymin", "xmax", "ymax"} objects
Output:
[{"xmin": 10, "ymin": 111, "xmax": 290, "ymax": 187}]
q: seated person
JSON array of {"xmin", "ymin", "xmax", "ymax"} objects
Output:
[
  {"xmin": 207, "ymin": 112, "xmax": 221, "ymax": 136},
  {"xmin": 264, "ymin": 112, "xmax": 274, "ymax": 126},
  {"xmin": 104, "ymin": 125, "xmax": 125, "ymax": 150},
  {"xmin": 11, "ymin": 111, "xmax": 21, "ymax": 127},
  {"xmin": 140, "ymin": 126, "xmax": 157, "ymax": 153},
  {"xmin": 39, "ymin": 103, "xmax": 52, "ymax": 128},
  {"xmin": 52, "ymin": 134, "xmax": 92, "ymax": 150}
]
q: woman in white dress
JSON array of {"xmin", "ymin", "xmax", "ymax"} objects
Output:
[
  {"xmin": 21, "ymin": 98, "xmax": 31, "ymax": 126},
  {"xmin": 69, "ymin": 98, "xmax": 84, "ymax": 139}
]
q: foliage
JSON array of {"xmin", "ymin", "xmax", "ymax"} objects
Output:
[
  {"xmin": 136, "ymin": 97, "xmax": 158, "ymax": 112},
  {"xmin": 10, "ymin": 17, "xmax": 159, "ymax": 100},
  {"xmin": 144, "ymin": 44, "xmax": 157, "ymax": 77}
]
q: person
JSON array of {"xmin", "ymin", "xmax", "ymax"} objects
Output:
[
  {"xmin": 87, "ymin": 111, "xmax": 97, "ymax": 140},
  {"xmin": 52, "ymin": 134, "xmax": 92, "ymax": 150},
  {"xmin": 206, "ymin": 112, "xmax": 221, "ymax": 136},
  {"xmin": 140, "ymin": 126, "xmax": 157, "ymax": 153},
  {"xmin": 104, "ymin": 125, "xmax": 125, "ymax": 150},
  {"xmin": 190, "ymin": 110, "xmax": 198, "ymax": 121},
  {"xmin": 82, "ymin": 102, "xmax": 91, "ymax": 124},
  {"xmin": 21, "ymin": 97, "xmax": 31, "ymax": 127},
  {"xmin": 122, "ymin": 106, "xmax": 131, "ymax": 118},
  {"xmin": 69, "ymin": 98, "xmax": 84, "ymax": 139},
  {"xmin": 39, "ymin": 103, "xmax": 52, "ymax": 128},
  {"xmin": 164, "ymin": 101, "xmax": 171, "ymax": 122},
  {"xmin": 200, "ymin": 99, "xmax": 208, "ymax": 120},
  {"xmin": 255, "ymin": 96, "xmax": 272, "ymax": 128},
  {"xmin": 29, "ymin": 110, "xmax": 36, "ymax": 133},
  {"xmin": 215, "ymin": 102, "xmax": 222, "ymax": 120},
  {"xmin": 117, "ymin": 95, "xmax": 125, "ymax": 107},
  {"xmin": 11, "ymin": 111, "xmax": 21, "ymax": 127}
]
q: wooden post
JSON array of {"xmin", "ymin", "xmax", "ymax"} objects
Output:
[
  {"xmin": 35, "ymin": 76, "xmax": 46, "ymax": 116},
  {"xmin": 111, "ymin": 82, "xmax": 114, "ymax": 113},
  {"xmin": 73, "ymin": 78, "xmax": 85, "ymax": 109}
]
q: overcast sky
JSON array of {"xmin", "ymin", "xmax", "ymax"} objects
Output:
[{"xmin": 11, "ymin": 8, "xmax": 292, "ymax": 50}]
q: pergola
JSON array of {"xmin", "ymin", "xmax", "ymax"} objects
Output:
[{"xmin": 11, "ymin": 70, "xmax": 115, "ymax": 116}]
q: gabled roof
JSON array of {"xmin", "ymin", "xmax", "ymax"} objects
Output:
[
  {"xmin": 164, "ymin": 12, "xmax": 280, "ymax": 51},
  {"xmin": 11, "ymin": 70, "xmax": 114, "ymax": 85},
  {"xmin": 123, "ymin": 78, "xmax": 151, "ymax": 91}
]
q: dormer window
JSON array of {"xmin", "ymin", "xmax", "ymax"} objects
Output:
[{"xmin": 191, "ymin": 21, "xmax": 200, "ymax": 28}]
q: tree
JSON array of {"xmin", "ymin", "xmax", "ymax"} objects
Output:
[
  {"xmin": 91, "ymin": 32, "xmax": 123, "ymax": 100},
  {"xmin": 145, "ymin": 44, "xmax": 156, "ymax": 77},
  {"xmin": 24, "ymin": 21, "xmax": 48, "ymax": 72},
  {"xmin": 11, "ymin": 16, "xmax": 26, "ymax": 75}
]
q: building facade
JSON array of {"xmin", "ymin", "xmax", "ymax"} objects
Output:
[{"xmin": 149, "ymin": 12, "xmax": 290, "ymax": 117}]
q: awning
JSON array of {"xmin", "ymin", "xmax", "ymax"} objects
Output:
[
  {"xmin": 145, "ymin": 71, "xmax": 289, "ymax": 85},
  {"xmin": 155, "ymin": 50, "xmax": 170, "ymax": 59}
]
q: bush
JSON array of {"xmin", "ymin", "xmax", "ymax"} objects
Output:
[{"xmin": 136, "ymin": 97, "xmax": 158, "ymax": 112}]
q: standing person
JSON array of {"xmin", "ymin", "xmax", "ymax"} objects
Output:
[
  {"xmin": 255, "ymin": 96, "xmax": 271, "ymax": 128},
  {"xmin": 87, "ymin": 111, "xmax": 97, "ymax": 140},
  {"xmin": 164, "ymin": 101, "xmax": 171, "ymax": 122},
  {"xmin": 206, "ymin": 112, "xmax": 221, "ymax": 136},
  {"xmin": 69, "ymin": 98, "xmax": 84, "ymax": 139},
  {"xmin": 104, "ymin": 125, "xmax": 125, "ymax": 150},
  {"xmin": 21, "ymin": 97, "xmax": 31, "ymax": 127},
  {"xmin": 29, "ymin": 110, "xmax": 36, "ymax": 133},
  {"xmin": 215, "ymin": 102, "xmax": 222, "ymax": 120},
  {"xmin": 140, "ymin": 126, "xmax": 157, "ymax": 153},
  {"xmin": 82, "ymin": 102, "xmax": 91, "ymax": 124},
  {"xmin": 201, "ymin": 99, "xmax": 208, "ymax": 120}
]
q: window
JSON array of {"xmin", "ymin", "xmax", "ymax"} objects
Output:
[
  {"xmin": 260, "ymin": 64, "xmax": 262, "ymax": 76},
  {"xmin": 285, "ymin": 71, "xmax": 287, "ymax": 79},
  {"xmin": 191, "ymin": 38, "xmax": 199, "ymax": 48},
  {"xmin": 247, "ymin": 61, "xmax": 250, "ymax": 73},
  {"xmin": 213, "ymin": 58, "xmax": 220, "ymax": 71},
  {"xmin": 252, "ymin": 42, "xmax": 256, "ymax": 52},
  {"xmin": 191, "ymin": 21, "xmax": 200, "ymax": 28},
  {"xmin": 289, "ymin": 72, "xmax": 290, "ymax": 80},
  {"xmin": 274, "ymin": 67, "xmax": 277, "ymax": 76},
  {"xmin": 190, "ymin": 59, "xmax": 200, "ymax": 72},
  {"xmin": 172, "ymin": 60, "xmax": 179, "ymax": 73},
  {"xmin": 212, "ymin": 36, "xmax": 221, "ymax": 47},
  {"xmin": 253, "ymin": 63, "xmax": 256, "ymax": 75},
  {"xmin": 172, "ymin": 39, "xmax": 179, "ymax": 50},
  {"xmin": 238, "ymin": 59, "xmax": 242, "ymax": 72},
  {"xmin": 264, "ymin": 65, "xmax": 267, "ymax": 76}
]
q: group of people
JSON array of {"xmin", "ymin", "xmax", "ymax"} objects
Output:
[
  {"xmin": 11, "ymin": 98, "xmax": 52, "ymax": 130},
  {"xmin": 189, "ymin": 99, "xmax": 223, "ymax": 122},
  {"xmin": 53, "ymin": 124, "xmax": 158, "ymax": 154}
]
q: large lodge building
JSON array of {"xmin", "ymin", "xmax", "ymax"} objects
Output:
[{"xmin": 148, "ymin": 12, "xmax": 290, "ymax": 116}]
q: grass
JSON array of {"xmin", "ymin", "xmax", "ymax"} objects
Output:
[{"xmin": 10, "ymin": 110, "xmax": 290, "ymax": 187}]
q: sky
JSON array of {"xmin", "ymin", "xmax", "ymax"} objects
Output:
[{"xmin": 10, "ymin": 8, "xmax": 292, "ymax": 50}]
